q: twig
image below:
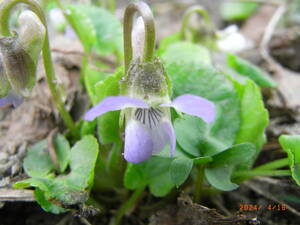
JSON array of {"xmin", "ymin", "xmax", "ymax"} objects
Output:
[
  {"xmin": 259, "ymin": 2, "xmax": 287, "ymax": 66},
  {"xmin": 0, "ymin": 188, "xmax": 34, "ymax": 201}
]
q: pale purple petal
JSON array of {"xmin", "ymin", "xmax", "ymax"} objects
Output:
[
  {"xmin": 150, "ymin": 120, "xmax": 176, "ymax": 157},
  {"xmin": 161, "ymin": 94, "xmax": 216, "ymax": 123},
  {"xmin": 161, "ymin": 120, "xmax": 176, "ymax": 156},
  {"xmin": 84, "ymin": 95, "xmax": 149, "ymax": 121},
  {"xmin": 124, "ymin": 120, "xmax": 153, "ymax": 163},
  {"xmin": 150, "ymin": 123, "xmax": 169, "ymax": 154},
  {"xmin": 0, "ymin": 94, "xmax": 23, "ymax": 108}
]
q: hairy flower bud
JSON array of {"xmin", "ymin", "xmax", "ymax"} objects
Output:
[
  {"xmin": 0, "ymin": 11, "xmax": 45, "ymax": 97},
  {"xmin": 0, "ymin": 36, "xmax": 35, "ymax": 97},
  {"xmin": 18, "ymin": 11, "xmax": 45, "ymax": 65}
]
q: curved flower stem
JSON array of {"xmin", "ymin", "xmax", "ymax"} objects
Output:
[
  {"xmin": 253, "ymin": 158, "xmax": 289, "ymax": 171},
  {"xmin": 194, "ymin": 164, "xmax": 205, "ymax": 203},
  {"xmin": 109, "ymin": 186, "xmax": 145, "ymax": 225},
  {"xmin": 179, "ymin": 5, "xmax": 212, "ymax": 41},
  {"xmin": 123, "ymin": 1, "xmax": 155, "ymax": 72},
  {"xmin": 0, "ymin": 0, "xmax": 77, "ymax": 136}
]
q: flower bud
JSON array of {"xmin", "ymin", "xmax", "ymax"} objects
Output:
[
  {"xmin": 18, "ymin": 11, "xmax": 45, "ymax": 65},
  {"xmin": 0, "ymin": 11, "xmax": 45, "ymax": 97},
  {"xmin": 0, "ymin": 36, "xmax": 35, "ymax": 97}
]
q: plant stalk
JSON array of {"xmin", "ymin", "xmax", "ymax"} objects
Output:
[
  {"xmin": 253, "ymin": 158, "xmax": 289, "ymax": 171},
  {"xmin": 194, "ymin": 164, "xmax": 205, "ymax": 203},
  {"xmin": 233, "ymin": 169, "xmax": 291, "ymax": 179}
]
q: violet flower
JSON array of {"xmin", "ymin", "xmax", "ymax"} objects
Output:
[
  {"xmin": 84, "ymin": 6, "xmax": 215, "ymax": 164},
  {"xmin": 84, "ymin": 93, "xmax": 215, "ymax": 164}
]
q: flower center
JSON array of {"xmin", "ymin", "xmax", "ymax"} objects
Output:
[{"xmin": 134, "ymin": 107, "xmax": 163, "ymax": 128}]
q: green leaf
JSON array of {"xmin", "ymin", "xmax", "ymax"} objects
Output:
[
  {"xmin": 170, "ymin": 158, "xmax": 193, "ymax": 187},
  {"xmin": 164, "ymin": 62, "xmax": 240, "ymax": 157},
  {"xmin": 82, "ymin": 60, "xmax": 108, "ymax": 104},
  {"xmin": 227, "ymin": 54, "xmax": 277, "ymax": 88},
  {"xmin": 107, "ymin": 140, "xmax": 125, "ymax": 187},
  {"xmin": 205, "ymin": 166, "xmax": 238, "ymax": 191},
  {"xmin": 161, "ymin": 41, "xmax": 211, "ymax": 66},
  {"xmin": 209, "ymin": 143, "xmax": 256, "ymax": 167},
  {"xmin": 124, "ymin": 163, "xmax": 147, "ymax": 189},
  {"xmin": 204, "ymin": 143, "xmax": 255, "ymax": 191},
  {"xmin": 95, "ymin": 70, "xmax": 122, "ymax": 143},
  {"xmin": 175, "ymin": 115, "xmax": 233, "ymax": 157},
  {"xmin": 80, "ymin": 120, "xmax": 97, "ymax": 136},
  {"xmin": 66, "ymin": 4, "xmax": 122, "ymax": 55},
  {"xmin": 279, "ymin": 135, "xmax": 300, "ymax": 186},
  {"xmin": 34, "ymin": 188, "xmax": 66, "ymax": 214},
  {"xmin": 54, "ymin": 134, "xmax": 71, "ymax": 173},
  {"xmin": 23, "ymin": 134, "xmax": 71, "ymax": 178},
  {"xmin": 201, "ymin": 142, "xmax": 256, "ymax": 191},
  {"xmin": 66, "ymin": 5, "xmax": 96, "ymax": 52},
  {"xmin": 124, "ymin": 157, "xmax": 174, "ymax": 197},
  {"xmin": 157, "ymin": 33, "xmax": 181, "ymax": 56},
  {"xmin": 15, "ymin": 136, "xmax": 99, "ymax": 213},
  {"xmin": 23, "ymin": 140, "xmax": 54, "ymax": 178},
  {"xmin": 233, "ymin": 79, "xmax": 269, "ymax": 168},
  {"xmin": 67, "ymin": 135, "xmax": 99, "ymax": 189},
  {"xmin": 221, "ymin": 2, "xmax": 258, "ymax": 21}
]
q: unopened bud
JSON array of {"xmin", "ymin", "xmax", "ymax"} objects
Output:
[
  {"xmin": 18, "ymin": 10, "xmax": 45, "ymax": 65},
  {"xmin": 0, "ymin": 10, "xmax": 45, "ymax": 97},
  {"xmin": 0, "ymin": 36, "xmax": 35, "ymax": 97}
]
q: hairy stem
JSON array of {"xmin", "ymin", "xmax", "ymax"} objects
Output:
[
  {"xmin": 0, "ymin": 0, "xmax": 77, "ymax": 136},
  {"xmin": 123, "ymin": 1, "xmax": 155, "ymax": 72},
  {"xmin": 194, "ymin": 164, "xmax": 205, "ymax": 203}
]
